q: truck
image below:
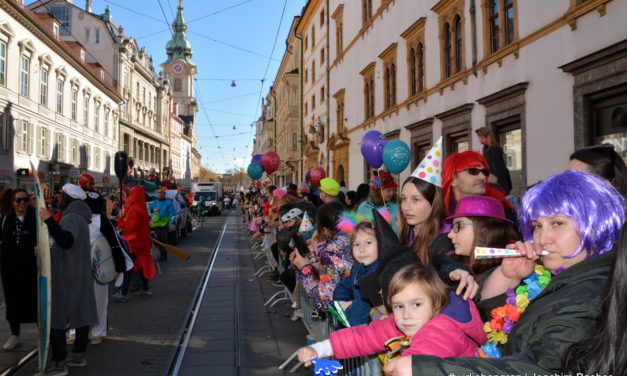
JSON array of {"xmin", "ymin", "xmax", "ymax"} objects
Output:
[{"xmin": 192, "ymin": 182, "xmax": 222, "ymax": 216}]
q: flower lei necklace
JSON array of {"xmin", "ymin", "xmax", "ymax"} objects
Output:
[{"xmin": 476, "ymin": 264, "xmax": 552, "ymax": 358}]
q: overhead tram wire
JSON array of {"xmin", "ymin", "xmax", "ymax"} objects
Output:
[
  {"xmin": 166, "ymin": 0, "xmax": 176, "ymax": 20},
  {"xmin": 194, "ymin": 83, "xmax": 230, "ymax": 160},
  {"xmin": 197, "ymin": 78, "xmax": 261, "ymax": 82},
  {"xmin": 200, "ymin": 91, "xmax": 259, "ymax": 105},
  {"xmin": 188, "ymin": 31, "xmax": 278, "ymax": 61},
  {"xmin": 186, "ymin": 0, "xmax": 255, "ymax": 23},
  {"xmin": 245, "ymin": 0, "xmax": 288, "ymax": 158},
  {"xmin": 104, "ymin": 0, "xmax": 169, "ymax": 24},
  {"xmin": 105, "ymin": 0, "xmax": 253, "ymax": 26}
]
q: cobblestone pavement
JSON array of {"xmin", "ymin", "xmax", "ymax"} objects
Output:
[{"xmin": 1, "ymin": 212, "xmax": 311, "ymax": 376}]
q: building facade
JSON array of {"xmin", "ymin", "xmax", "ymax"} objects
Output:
[
  {"xmin": 160, "ymin": 0, "xmax": 199, "ymax": 187},
  {"xmin": 270, "ymin": 16, "xmax": 302, "ymax": 186},
  {"xmin": 28, "ymin": 0, "xmax": 173, "ymax": 184},
  {"xmin": 1, "ymin": 0, "xmax": 121, "ymax": 191},
  {"xmin": 326, "ymin": 0, "xmax": 627, "ymax": 195},
  {"xmin": 298, "ymin": 0, "xmax": 332, "ymax": 182}
]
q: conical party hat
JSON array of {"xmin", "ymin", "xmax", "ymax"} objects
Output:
[
  {"xmin": 299, "ymin": 211, "xmax": 314, "ymax": 232},
  {"xmin": 410, "ymin": 136, "xmax": 443, "ymax": 187}
]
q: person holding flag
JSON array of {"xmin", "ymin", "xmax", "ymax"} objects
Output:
[{"xmin": 148, "ymin": 187, "xmax": 175, "ymax": 262}]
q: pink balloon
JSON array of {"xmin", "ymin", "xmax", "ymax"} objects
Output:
[
  {"xmin": 310, "ymin": 167, "xmax": 326, "ymax": 187},
  {"xmin": 262, "ymin": 152, "xmax": 280, "ymax": 174}
]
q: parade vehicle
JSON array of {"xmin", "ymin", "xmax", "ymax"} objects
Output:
[
  {"xmin": 192, "ymin": 182, "xmax": 222, "ymax": 216},
  {"xmin": 147, "ymin": 189, "xmax": 193, "ymax": 243}
]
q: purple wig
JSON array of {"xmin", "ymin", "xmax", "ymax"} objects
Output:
[{"xmin": 519, "ymin": 170, "xmax": 625, "ymax": 258}]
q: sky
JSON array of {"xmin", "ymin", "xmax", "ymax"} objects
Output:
[{"xmin": 66, "ymin": 0, "xmax": 307, "ymax": 173}]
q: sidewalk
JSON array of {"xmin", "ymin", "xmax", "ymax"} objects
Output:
[{"xmin": 177, "ymin": 215, "xmax": 310, "ymax": 376}]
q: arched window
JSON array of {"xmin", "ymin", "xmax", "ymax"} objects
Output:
[
  {"xmin": 489, "ymin": 0, "xmax": 500, "ymax": 53},
  {"xmin": 409, "ymin": 47, "xmax": 417, "ymax": 96},
  {"xmin": 369, "ymin": 77, "xmax": 375, "ymax": 118},
  {"xmin": 174, "ymin": 78, "xmax": 182, "ymax": 92},
  {"xmin": 417, "ymin": 43, "xmax": 424, "ymax": 92},
  {"xmin": 454, "ymin": 15, "xmax": 462, "ymax": 73},
  {"xmin": 385, "ymin": 67, "xmax": 391, "ymax": 108},
  {"xmin": 444, "ymin": 23, "xmax": 452, "ymax": 78},
  {"xmin": 390, "ymin": 63, "xmax": 396, "ymax": 106},
  {"xmin": 364, "ymin": 81, "xmax": 370, "ymax": 118}
]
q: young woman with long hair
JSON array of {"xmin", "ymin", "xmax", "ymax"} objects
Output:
[{"xmin": 397, "ymin": 177, "xmax": 479, "ymax": 298}]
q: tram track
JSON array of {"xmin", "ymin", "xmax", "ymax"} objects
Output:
[
  {"xmin": 166, "ymin": 212, "xmax": 231, "ymax": 376},
  {"xmin": 0, "ymin": 214, "xmax": 230, "ymax": 376},
  {"xmin": 0, "ymin": 348, "xmax": 37, "ymax": 376}
]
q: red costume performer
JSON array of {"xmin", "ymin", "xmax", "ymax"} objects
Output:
[{"xmin": 118, "ymin": 186, "xmax": 156, "ymax": 280}]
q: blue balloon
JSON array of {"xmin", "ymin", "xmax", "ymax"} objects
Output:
[
  {"xmin": 382, "ymin": 140, "xmax": 410, "ymax": 174},
  {"xmin": 247, "ymin": 162, "xmax": 264, "ymax": 180}
]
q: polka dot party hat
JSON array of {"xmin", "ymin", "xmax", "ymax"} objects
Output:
[{"xmin": 410, "ymin": 136, "xmax": 442, "ymax": 187}]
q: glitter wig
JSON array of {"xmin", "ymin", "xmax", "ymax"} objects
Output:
[{"xmin": 519, "ymin": 170, "xmax": 626, "ymax": 258}]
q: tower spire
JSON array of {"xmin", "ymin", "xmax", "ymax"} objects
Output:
[{"xmin": 163, "ymin": 0, "xmax": 195, "ymax": 65}]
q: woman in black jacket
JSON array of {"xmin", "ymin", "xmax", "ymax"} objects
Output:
[{"xmin": 0, "ymin": 188, "xmax": 38, "ymax": 351}]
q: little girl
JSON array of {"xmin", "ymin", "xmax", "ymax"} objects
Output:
[
  {"xmin": 333, "ymin": 221, "xmax": 380, "ymax": 327},
  {"xmin": 446, "ymin": 196, "xmax": 519, "ymax": 277},
  {"xmin": 297, "ymin": 263, "xmax": 486, "ymax": 365}
]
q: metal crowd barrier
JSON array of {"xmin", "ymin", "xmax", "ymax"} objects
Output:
[
  {"xmin": 252, "ymin": 232, "xmax": 275, "ymax": 278},
  {"xmin": 279, "ymin": 284, "xmax": 383, "ymax": 375},
  {"xmin": 249, "ymin": 230, "xmax": 294, "ymax": 308},
  {"xmin": 246, "ymin": 227, "xmax": 382, "ymax": 375}
]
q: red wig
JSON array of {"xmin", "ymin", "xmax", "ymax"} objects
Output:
[{"xmin": 442, "ymin": 150, "xmax": 513, "ymax": 214}]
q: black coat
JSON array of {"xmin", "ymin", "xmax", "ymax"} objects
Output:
[
  {"xmin": 411, "ymin": 249, "xmax": 614, "ymax": 375},
  {"xmin": 483, "ymin": 144, "xmax": 512, "ymax": 195},
  {"xmin": 0, "ymin": 208, "xmax": 38, "ymax": 323}
]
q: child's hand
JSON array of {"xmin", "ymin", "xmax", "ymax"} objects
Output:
[
  {"xmin": 449, "ymin": 269, "xmax": 478, "ymax": 300},
  {"xmin": 384, "ymin": 356, "xmax": 412, "ymax": 376},
  {"xmin": 290, "ymin": 250, "xmax": 309, "ymax": 270},
  {"xmin": 297, "ymin": 346, "xmax": 318, "ymax": 367},
  {"xmin": 39, "ymin": 207, "xmax": 51, "ymax": 222},
  {"xmin": 339, "ymin": 301, "xmax": 352, "ymax": 310},
  {"xmin": 501, "ymin": 241, "xmax": 539, "ymax": 280}
]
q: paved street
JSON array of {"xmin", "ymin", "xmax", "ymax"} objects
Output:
[{"xmin": 0, "ymin": 212, "xmax": 309, "ymax": 376}]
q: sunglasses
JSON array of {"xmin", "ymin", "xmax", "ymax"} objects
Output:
[
  {"xmin": 451, "ymin": 221, "xmax": 473, "ymax": 233},
  {"xmin": 463, "ymin": 167, "xmax": 489, "ymax": 177},
  {"xmin": 14, "ymin": 197, "xmax": 30, "ymax": 203}
]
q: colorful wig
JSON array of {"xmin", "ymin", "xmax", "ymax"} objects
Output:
[
  {"xmin": 441, "ymin": 150, "xmax": 513, "ymax": 213},
  {"xmin": 519, "ymin": 170, "xmax": 625, "ymax": 258},
  {"xmin": 337, "ymin": 207, "xmax": 392, "ymax": 235}
]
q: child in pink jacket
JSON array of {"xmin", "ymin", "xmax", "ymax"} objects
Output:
[{"xmin": 298, "ymin": 263, "xmax": 486, "ymax": 365}]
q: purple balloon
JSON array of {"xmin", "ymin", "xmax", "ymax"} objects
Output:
[
  {"xmin": 361, "ymin": 131, "xmax": 387, "ymax": 168},
  {"xmin": 252, "ymin": 154, "xmax": 263, "ymax": 164},
  {"xmin": 251, "ymin": 154, "xmax": 265, "ymax": 171}
]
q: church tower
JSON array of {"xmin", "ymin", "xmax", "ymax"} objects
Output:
[{"xmin": 161, "ymin": 0, "xmax": 197, "ymax": 139}]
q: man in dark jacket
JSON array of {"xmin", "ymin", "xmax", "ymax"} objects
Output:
[{"xmin": 40, "ymin": 184, "xmax": 97, "ymax": 374}]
